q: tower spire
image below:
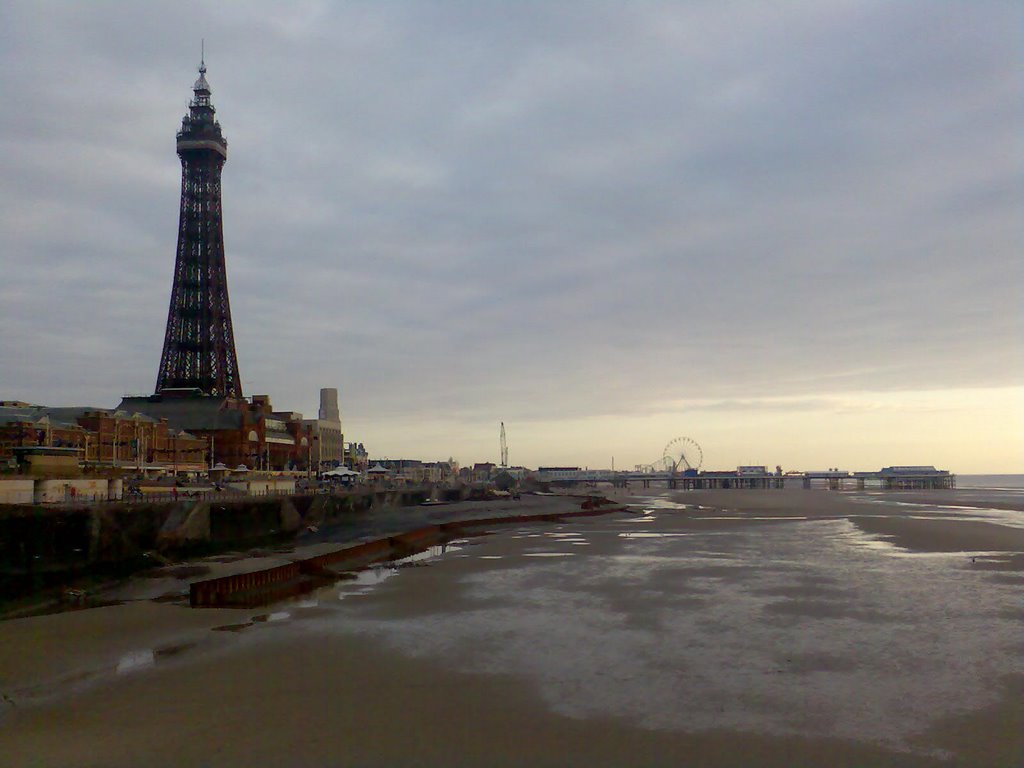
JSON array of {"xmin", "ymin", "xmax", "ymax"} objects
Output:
[{"xmin": 156, "ymin": 63, "xmax": 241, "ymax": 398}]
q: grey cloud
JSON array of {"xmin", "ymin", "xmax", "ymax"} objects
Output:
[{"xmin": 1, "ymin": 1, "xmax": 1020, "ymax": 440}]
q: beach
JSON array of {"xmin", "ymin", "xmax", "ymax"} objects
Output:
[{"xmin": 2, "ymin": 487, "xmax": 1022, "ymax": 766}]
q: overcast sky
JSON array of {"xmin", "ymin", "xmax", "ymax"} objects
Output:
[{"xmin": 1, "ymin": 1, "xmax": 1020, "ymax": 472}]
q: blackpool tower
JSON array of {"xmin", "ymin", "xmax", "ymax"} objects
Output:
[{"xmin": 155, "ymin": 58, "xmax": 243, "ymax": 398}]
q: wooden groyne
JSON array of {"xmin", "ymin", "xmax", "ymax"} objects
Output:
[{"xmin": 189, "ymin": 499, "xmax": 623, "ymax": 607}]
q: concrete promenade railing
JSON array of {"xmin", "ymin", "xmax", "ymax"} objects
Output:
[
  {"xmin": 37, "ymin": 484, "xmax": 440, "ymax": 507},
  {"xmin": 38, "ymin": 488, "xmax": 302, "ymax": 506},
  {"xmin": 189, "ymin": 500, "xmax": 625, "ymax": 607}
]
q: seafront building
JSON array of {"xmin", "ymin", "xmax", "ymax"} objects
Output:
[
  {"xmin": 0, "ymin": 397, "xmax": 328, "ymax": 475},
  {"xmin": 117, "ymin": 391, "xmax": 315, "ymax": 471},
  {"xmin": 370, "ymin": 459, "xmax": 459, "ymax": 484},
  {"xmin": 0, "ymin": 402, "xmax": 207, "ymax": 471},
  {"xmin": 2, "ymin": 63, "xmax": 338, "ymax": 477},
  {"xmin": 475, "ymin": 462, "xmax": 496, "ymax": 481},
  {"xmin": 303, "ymin": 388, "xmax": 344, "ymax": 470},
  {"xmin": 155, "ymin": 56, "xmax": 241, "ymax": 399},
  {"xmin": 115, "ymin": 60, "xmax": 321, "ymax": 472},
  {"xmin": 344, "ymin": 442, "xmax": 369, "ymax": 471}
]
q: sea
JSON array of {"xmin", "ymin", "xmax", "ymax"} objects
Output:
[
  {"xmin": 956, "ymin": 473, "xmax": 1024, "ymax": 490},
  {"xmin": 955, "ymin": 474, "xmax": 1024, "ymax": 507}
]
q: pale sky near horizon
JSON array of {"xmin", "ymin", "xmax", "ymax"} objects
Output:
[{"xmin": 1, "ymin": 2, "xmax": 1021, "ymax": 472}]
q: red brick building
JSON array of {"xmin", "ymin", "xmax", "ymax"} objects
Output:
[
  {"xmin": 118, "ymin": 392, "xmax": 312, "ymax": 471},
  {"xmin": 0, "ymin": 402, "xmax": 206, "ymax": 470}
]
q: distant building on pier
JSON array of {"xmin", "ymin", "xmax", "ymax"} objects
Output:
[{"xmin": 344, "ymin": 442, "xmax": 369, "ymax": 472}]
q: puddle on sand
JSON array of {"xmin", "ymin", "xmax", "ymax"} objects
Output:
[
  {"xmin": 393, "ymin": 542, "xmax": 463, "ymax": 564},
  {"xmin": 115, "ymin": 650, "xmax": 154, "ymax": 674},
  {"xmin": 3, "ymin": 643, "xmax": 200, "ymax": 706},
  {"xmin": 330, "ymin": 543, "xmax": 465, "ymax": 601},
  {"xmin": 252, "ymin": 611, "xmax": 291, "ymax": 623},
  {"xmin": 212, "ymin": 622, "xmax": 253, "ymax": 632},
  {"xmin": 337, "ymin": 567, "xmax": 399, "ymax": 594},
  {"xmin": 693, "ymin": 516, "xmax": 809, "ymax": 521},
  {"xmin": 154, "ymin": 642, "xmax": 197, "ymax": 659},
  {"xmin": 201, "ymin": 542, "xmax": 470, "ymax": 611},
  {"xmin": 115, "ymin": 640, "xmax": 201, "ymax": 674},
  {"xmin": 852, "ymin": 497, "xmax": 1024, "ymax": 530},
  {"xmin": 638, "ymin": 498, "xmax": 694, "ymax": 511},
  {"xmin": 523, "ymin": 552, "xmax": 576, "ymax": 558},
  {"xmin": 545, "ymin": 533, "xmax": 588, "ymax": 545},
  {"xmin": 213, "ymin": 611, "xmax": 293, "ymax": 632},
  {"xmin": 836, "ymin": 522, "xmax": 1021, "ymax": 564}
]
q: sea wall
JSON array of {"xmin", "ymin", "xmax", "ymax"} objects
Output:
[
  {"xmin": 0, "ymin": 486, "xmax": 450, "ymax": 602},
  {"xmin": 0, "ymin": 477, "xmax": 122, "ymax": 504},
  {"xmin": 0, "ymin": 479, "xmax": 34, "ymax": 505},
  {"xmin": 34, "ymin": 478, "xmax": 121, "ymax": 504}
]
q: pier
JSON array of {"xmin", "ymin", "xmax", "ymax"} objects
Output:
[
  {"xmin": 800, "ymin": 466, "xmax": 955, "ymax": 490},
  {"xmin": 534, "ymin": 465, "xmax": 955, "ymax": 491}
]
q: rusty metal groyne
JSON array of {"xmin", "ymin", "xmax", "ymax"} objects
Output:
[
  {"xmin": 189, "ymin": 501, "xmax": 623, "ymax": 607},
  {"xmin": 189, "ymin": 562, "xmax": 303, "ymax": 606}
]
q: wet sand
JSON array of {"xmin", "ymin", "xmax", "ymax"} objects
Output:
[
  {"xmin": 852, "ymin": 516, "xmax": 1024, "ymax": 555},
  {"xmin": 0, "ymin": 628, "xmax": 955, "ymax": 768},
  {"xmin": 671, "ymin": 488, "xmax": 1024, "ymax": 553},
  {"xmin": 2, "ymin": 488, "xmax": 1022, "ymax": 766}
]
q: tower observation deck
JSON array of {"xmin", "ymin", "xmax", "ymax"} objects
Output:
[{"xmin": 155, "ymin": 58, "xmax": 242, "ymax": 398}]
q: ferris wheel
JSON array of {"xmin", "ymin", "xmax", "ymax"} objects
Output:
[{"xmin": 662, "ymin": 437, "xmax": 703, "ymax": 474}]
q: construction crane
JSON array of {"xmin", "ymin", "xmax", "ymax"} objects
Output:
[{"xmin": 500, "ymin": 422, "xmax": 508, "ymax": 467}]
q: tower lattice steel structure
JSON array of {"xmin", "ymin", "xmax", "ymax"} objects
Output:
[{"xmin": 155, "ymin": 58, "xmax": 242, "ymax": 398}]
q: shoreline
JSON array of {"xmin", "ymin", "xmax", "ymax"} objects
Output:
[{"xmin": 1, "ymin": 487, "xmax": 1022, "ymax": 766}]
